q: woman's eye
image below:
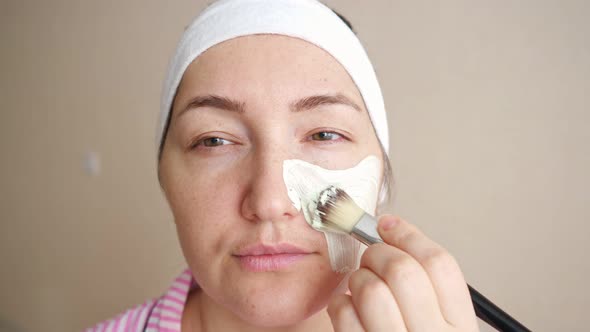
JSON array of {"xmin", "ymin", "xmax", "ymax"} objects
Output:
[
  {"xmin": 311, "ymin": 131, "xmax": 342, "ymax": 141},
  {"xmin": 193, "ymin": 137, "xmax": 234, "ymax": 148}
]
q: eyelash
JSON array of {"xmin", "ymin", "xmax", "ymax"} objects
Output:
[
  {"xmin": 307, "ymin": 130, "xmax": 347, "ymax": 143},
  {"xmin": 189, "ymin": 130, "xmax": 348, "ymax": 151},
  {"xmin": 190, "ymin": 136, "xmax": 234, "ymax": 150}
]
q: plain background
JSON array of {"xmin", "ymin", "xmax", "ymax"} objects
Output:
[{"xmin": 1, "ymin": 0, "xmax": 588, "ymax": 331}]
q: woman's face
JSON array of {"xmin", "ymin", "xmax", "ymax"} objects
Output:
[{"xmin": 159, "ymin": 35, "xmax": 383, "ymax": 326}]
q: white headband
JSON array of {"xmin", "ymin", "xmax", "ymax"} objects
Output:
[{"xmin": 158, "ymin": 0, "xmax": 389, "ymax": 154}]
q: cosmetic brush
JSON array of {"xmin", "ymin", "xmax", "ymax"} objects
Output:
[{"xmin": 316, "ymin": 186, "xmax": 531, "ymax": 332}]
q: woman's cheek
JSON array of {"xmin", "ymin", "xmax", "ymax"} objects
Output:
[
  {"xmin": 174, "ymin": 179, "xmax": 239, "ymax": 264},
  {"xmin": 176, "ymin": 171, "xmax": 240, "ymax": 224}
]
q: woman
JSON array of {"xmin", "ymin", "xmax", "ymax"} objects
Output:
[{"xmin": 89, "ymin": 0, "xmax": 479, "ymax": 331}]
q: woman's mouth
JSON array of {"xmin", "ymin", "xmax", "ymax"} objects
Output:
[{"xmin": 234, "ymin": 243, "xmax": 312, "ymax": 272}]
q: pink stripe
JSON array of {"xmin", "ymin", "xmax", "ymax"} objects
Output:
[
  {"xmin": 86, "ymin": 269, "xmax": 191, "ymax": 332},
  {"xmin": 131, "ymin": 302, "xmax": 149, "ymax": 332},
  {"xmin": 128, "ymin": 307, "xmax": 139, "ymax": 332},
  {"xmin": 149, "ymin": 310, "xmax": 181, "ymax": 321},
  {"xmin": 160, "ymin": 304, "xmax": 183, "ymax": 316},
  {"xmin": 112, "ymin": 312, "xmax": 123, "ymax": 332},
  {"xmin": 104, "ymin": 320, "xmax": 114, "ymax": 332},
  {"xmin": 155, "ymin": 328, "xmax": 179, "ymax": 332},
  {"xmin": 163, "ymin": 294, "xmax": 184, "ymax": 306},
  {"xmin": 150, "ymin": 315, "xmax": 181, "ymax": 324},
  {"xmin": 174, "ymin": 278, "xmax": 191, "ymax": 286},
  {"xmin": 169, "ymin": 286, "xmax": 187, "ymax": 296},
  {"xmin": 159, "ymin": 316, "xmax": 181, "ymax": 323},
  {"xmin": 145, "ymin": 323, "xmax": 179, "ymax": 332},
  {"xmin": 118, "ymin": 310, "xmax": 134, "ymax": 332},
  {"xmin": 128, "ymin": 304, "xmax": 141, "ymax": 332}
]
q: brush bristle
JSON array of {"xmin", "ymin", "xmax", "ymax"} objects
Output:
[{"xmin": 317, "ymin": 186, "xmax": 365, "ymax": 233}]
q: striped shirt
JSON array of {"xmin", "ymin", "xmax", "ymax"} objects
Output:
[{"xmin": 86, "ymin": 268, "xmax": 194, "ymax": 332}]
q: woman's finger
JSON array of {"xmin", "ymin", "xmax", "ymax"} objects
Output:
[
  {"xmin": 376, "ymin": 216, "xmax": 478, "ymax": 328},
  {"xmin": 327, "ymin": 293, "xmax": 365, "ymax": 332},
  {"xmin": 348, "ymin": 268, "xmax": 407, "ymax": 332},
  {"xmin": 361, "ymin": 242, "xmax": 445, "ymax": 331}
]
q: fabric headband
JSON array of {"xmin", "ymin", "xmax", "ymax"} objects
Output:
[{"xmin": 158, "ymin": 0, "xmax": 389, "ymax": 154}]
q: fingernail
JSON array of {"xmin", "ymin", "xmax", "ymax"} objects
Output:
[{"xmin": 380, "ymin": 217, "xmax": 399, "ymax": 231}]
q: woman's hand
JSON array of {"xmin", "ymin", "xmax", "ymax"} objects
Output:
[{"xmin": 327, "ymin": 215, "xmax": 480, "ymax": 332}]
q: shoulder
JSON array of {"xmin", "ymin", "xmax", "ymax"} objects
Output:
[
  {"xmin": 86, "ymin": 268, "xmax": 195, "ymax": 332},
  {"xmin": 84, "ymin": 298, "xmax": 158, "ymax": 332}
]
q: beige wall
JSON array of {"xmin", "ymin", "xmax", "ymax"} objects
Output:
[{"xmin": 1, "ymin": 0, "xmax": 588, "ymax": 331}]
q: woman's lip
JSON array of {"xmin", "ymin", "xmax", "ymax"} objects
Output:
[
  {"xmin": 234, "ymin": 243, "xmax": 311, "ymax": 256},
  {"xmin": 233, "ymin": 243, "xmax": 313, "ymax": 272},
  {"xmin": 236, "ymin": 253, "xmax": 309, "ymax": 272}
]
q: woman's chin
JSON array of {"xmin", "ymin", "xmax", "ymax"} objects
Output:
[
  {"xmin": 219, "ymin": 272, "xmax": 341, "ymax": 328},
  {"xmin": 230, "ymin": 290, "xmax": 329, "ymax": 328}
]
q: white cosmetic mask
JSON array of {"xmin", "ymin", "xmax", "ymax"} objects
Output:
[{"xmin": 283, "ymin": 155, "xmax": 381, "ymax": 273}]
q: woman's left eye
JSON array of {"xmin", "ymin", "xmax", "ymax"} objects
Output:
[{"xmin": 310, "ymin": 131, "xmax": 343, "ymax": 141}]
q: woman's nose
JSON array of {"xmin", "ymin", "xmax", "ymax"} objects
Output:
[{"xmin": 240, "ymin": 153, "xmax": 299, "ymax": 223}]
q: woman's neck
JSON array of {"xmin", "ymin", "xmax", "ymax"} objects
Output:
[{"xmin": 181, "ymin": 288, "xmax": 334, "ymax": 332}]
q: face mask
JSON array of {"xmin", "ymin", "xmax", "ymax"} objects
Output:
[{"xmin": 283, "ymin": 155, "xmax": 381, "ymax": 273}]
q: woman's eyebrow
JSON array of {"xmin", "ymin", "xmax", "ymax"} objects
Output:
[
  {"xmin": 176, "ymin": 94, "xmax": 245, "ymax": 118},
  {"xmin": 176, "ymin": 93, "xmax": 361, "ymax": 119},
  {"xmin": 291, "ymin": 94, "xmax": 362, "ymax": 113}
]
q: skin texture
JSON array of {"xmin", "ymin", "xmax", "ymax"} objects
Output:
[{"xmin": 158, "ymin": 35, "xmax": 479, "ymax": 332}]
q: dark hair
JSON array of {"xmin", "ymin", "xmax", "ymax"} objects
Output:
[{"xmin": 332, "ymin": 9, "xmax": 356, "ymax": 33}]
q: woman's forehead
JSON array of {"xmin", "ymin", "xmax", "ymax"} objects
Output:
[
  {"xmin": 193, "ymin": 34, "xmax": 346, "ymax": 70},
  {"xmin": 176, "ymin": 34, "xmax": 364, "ymax": 105}
]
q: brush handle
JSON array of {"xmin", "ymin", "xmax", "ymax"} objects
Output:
[
  {"xmin": 350, "ymin": 213, "xmax": 531, "ymax": 332},
  {"xmin": 350, "ymin": 213, "xmax": 384, "ymax": 245},
  {"xmin": 468, "ymin": 285, "xmax": 531, "ymax": 332}
]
